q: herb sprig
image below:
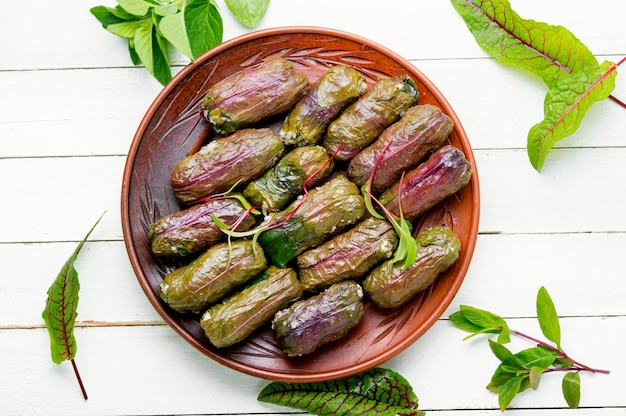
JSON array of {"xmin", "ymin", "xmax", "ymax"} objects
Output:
[
  {"xmin": 90, "ymin": 0, "xmax": 271, "ymax": 85},
  {"xmin": 449, "ymin": 286, "xmax": 609, "ymax": 410}
]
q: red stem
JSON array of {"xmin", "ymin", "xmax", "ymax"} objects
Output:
[
  {"xmin": 71, "ymin": 359, "xmax": 88, "ymax": 400},
  {"xmin": 510, "ymin": 329, "xmax": 610, "ymax": 374},
  {"xmin": 609, "ymin": 56, "xmax": 626, "ymax": 109}
]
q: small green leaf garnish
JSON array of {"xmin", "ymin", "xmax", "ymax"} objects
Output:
[
  {"xmin": 258, "ymin": 367, "xmax": 425, "ymax": 416},
  {"xmin": 449, "ymin": 286, "xmax": 609, "ymax": 410},
  {"xmin": 42, "ymin": 212, "xmax": 106, "ymax": 400}
]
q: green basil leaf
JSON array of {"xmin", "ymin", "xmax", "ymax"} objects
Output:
[
  {"xmin": 116, "ymin": 0, "xmax": 153, "ymax": 16},
  {"xmin": 527, "ymin": 60, "xmax": 617, "ymax": 171},
  {"xmin": 514, "ymin": 346, "xmax": 558, "ymax": 369},
  {"xmin": 225, "ymin": 0, "xmax": 270, "ymax": 28},
  {"xmin": 562, "ymin": 372, "xmax": 581, "ymax": 408},
  {"xmin": 498, "ymin": 375, "xmax": 523, "ymax": 411},
  {"xmin": 106, "ymin": 19, "xmax": 144, "ymax": 38},
  {"xmin": 489, "ymin": 339, "xmax": 524, "ymax": 369},
  {"xmin": 133, "ymin": 18, "xmax": 172, "ymax": 85},
  {"xmin": 90, "ymin": 5, "xmax": 128, "ymax": 27},
  {"xmin": 258, "ymin": 367, "xmax": 425, "ymax": 416},
  {"xmin": 449, "ymin": 310, "xmax": 484, "ymax": 334},
  {"xmin": 458, "ymin": 305, "xmax": 507, "ymax": 334},
  {"xmin": 535, "ymin": 286, "xmax": 561, "ymax": 348},
  {"xmin": 128, "ymin": 38, "xmax": 141, "ymax": 65},
  {"xmin": 487, "ymin": 366, "xmax": 513, "ymax": 393},
  {"xmin": 450, "ymin": 0, "xmax": 599, "ymax": 88}
]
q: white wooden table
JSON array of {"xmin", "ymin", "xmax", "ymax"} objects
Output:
[{"xmin": 2, "ymin": 0, "xmax": 625, "ymax": 414}]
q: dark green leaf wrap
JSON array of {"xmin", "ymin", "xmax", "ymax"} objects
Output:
[
  {"xmin": 323, "ymin": 75, "xmax": 419, "ymax": 161},
  {"xmin": 363, "ymin": 226, "xmax": 461, "ymax": 308},
  {"xmin": 279, "ymin": 65, "xmax": 367, "ymax": 146},
  {"xmin": 257, "ymin": 367, "xmax": 424, "ymax": 415},
  {"xmin": 379, "ymin": 145, "xmax": 472, "ymax": 222},
  {"xmin": 200, "ymin": 266, "xmax": 303, "ymax": 348},
  {"xmin": 243, "ymin": 145, "xmax": 334, "ymax": 212},
  {"xmin": 297, "ymin": 218, "xmax": 398, "ymax": 292},
  {"xmin": 171, "ymin": 128, "xmax": 285, "ymax": 204},
  {"xmin": 272, "ymin": 280, "xmax": 365, "ymax": 356},
  {"xmin": 159, "ymin": 240, "xmax": 267, "ymax": 314},
  {"xmin": 348, "ymin": 104, "xmax": 454, "ymax": 193},
  {"xmin": 201, "ymin": 57, "xmax": 310, "ymax": 134},
  {"xmin": 148, "ymin": 197, "xmax": 255, "ymax": 257},
  {"xmin": 257, "ymin": 175, "xmax": 366, "ymax": 267}
]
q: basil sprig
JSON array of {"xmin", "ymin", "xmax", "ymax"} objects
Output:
[{"xmin": 91, "ymin": 0, "xmax": 270, "ymax": 85}]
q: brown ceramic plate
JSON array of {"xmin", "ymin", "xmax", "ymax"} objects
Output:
[{"xmin": 121, "ymin": 26, "xmax": 480, "ymax": 382}]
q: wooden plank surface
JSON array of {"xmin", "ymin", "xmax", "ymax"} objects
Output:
[{"xmin": 1, "ymin": 0, "xmax": 625, "ymax": 415}]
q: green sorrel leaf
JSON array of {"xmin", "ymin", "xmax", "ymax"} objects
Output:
[
  {"xmin": 527, "ymin": 60, "xmax": 617, "ymax": 170},
  {"xmin": 42, "ymin": 213, "xmax": 105, "ymax": 400},
  {"xmin": 536, "ymin": 286, "xmax": 561, "ymax": 348},
  {"xmin": 225, "ymin": 0, "xmax": 270, "ymax": 28},
  {"xmin": 498, "ymin": 375, "xmax": 524, "ymax": 411},
  {"xmin": 562, "ymin": 372, "xmax": 581, "ymax": 408},
  {"xmin": 258, "ymin": 367, "xmax": 425, "ymax": 416},
  {"xmin": 449, "ymin": 0, "xmax": 599, "ymax": 88}
]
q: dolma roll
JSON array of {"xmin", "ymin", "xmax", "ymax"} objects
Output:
[
  {"xmin": 379, "ymin": 145, "xmax": 472, "ymax": 222},
  {"xmin": 347, "ymin": 104, "xmax": 454, "ymax": 193},
  {"xmin": 363, "ymin": 226, "xmax": 461, "ymax": 309},
  {"xmin": 243, "ymin": 145, "xmax": 334, "ymax": 212},
  {"xmin": 148, "ymin": 197, "xmax": 256, "ymax": 257},
  {"xmin": 323, "ymin": 75, "xmax": 419, "ymax": 161},
  {"xmin": 272, "ymin": 280, "xmax": 365, "ymax": 357},
  {"xmin": 297, "ymin": 218, "xmax": 398, "ymax": 291},
  {"xmin": 279, "ymin": 65, "xmax": 367, "ymax": 146},
  {"xmin": 159, "ymin": 240, "xmax": 267, "ymax": 314},
  {"xmin": 201, "ymin": 57, "xmax": 310, "ymax": 134},
  {"xmin": 171, "ymin": 128, "xmax": 285, "ymax": 204},
  {"xmin": 257, "ymin": 175, "xmax": 366, "ymax": 268},
  {"xmin": 200, "ymin": 266, "xmax": 303, "ymax": 348}
]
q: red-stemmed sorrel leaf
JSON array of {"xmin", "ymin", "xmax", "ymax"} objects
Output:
[
  {"xmin": 450, "ymin": 0, "xmax": 599, "ymax": 87},
  {"xmin": 258, "ymin": 367, "xmax": 425, "ymax": 416},
  {"xmin": 528, "ymin": 59, "xmax": 620, "ymax": 170},
  {"xmin": 451, "ymin": 0, "xmax": 623, "ymax": 171},
  {"xmin": 42, "ymin": 212, "xmax": 105, "ymax": 400}
]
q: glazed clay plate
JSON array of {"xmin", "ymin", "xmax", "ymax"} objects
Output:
[{"xmin": 121, "ymin": 26, "xmax": 480, "ymax": 382}]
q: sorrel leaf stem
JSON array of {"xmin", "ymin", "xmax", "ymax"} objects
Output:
[{"xmin": 71, "ymin": 359, "xmax": 88, "ymax": 400}]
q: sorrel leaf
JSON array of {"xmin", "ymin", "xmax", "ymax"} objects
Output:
[
  {"xmin": 450, "ymin": 0, "xmax": 599, "ymax": 87},
  {"xmin": 536, "ymin": 286, "xmax": 561, "ymax": 349},
  {"xmin": 42, "ymin": 212, "xmax": 105, "ymax": 400},
  {"xmin": 527, "ymin": 61, "xmax": 617, "ymax": 170},
  {"xmin": 258, "ymin": 367, "xmax": 425, "ymax": 416},
  {"xmin": 562, "ymin": 372, "xmax": 581, "ymax": 408}
]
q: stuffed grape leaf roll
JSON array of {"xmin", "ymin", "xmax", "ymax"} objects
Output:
[
  {"xmin": 159, "ymin": 240, "xmax": 267, "ymax": 314},
  {"xmin": 297, "ymin": 218, "xmax": 398, "ymax": 291},
  {"xmin": 257, "ymin": 175, "xmax": 366, "ymax": 268},
  {"xmin": 148, "ymin": 197, "xmax": 255, "ymax": 257},
  {"xmin": 279, "ymin": 65, "xmax": 367, "ymax": 147},
  {"xmin": 323, "ymin": 75, "xmax": 419, "ymax": 161},
  {"xmin": 200, "ymin": 266, "xmax": 303, "ymax": 348},
  {"xmin": 379, "ymin": 145, "xmax": 472, "ymax": 222},
  {"xmin": 243, "ymin": 145, "xmax": 334, "ymax": 212},
  {"xmin": 272, "ymin": 280, "xmax": 365, "ymax": 356},
  {"xmin": 363, "ymin": 226, "xmax": 461, "ymax": 308},
  {"xmin": 201, "ymin": 57, "xmax": 310, "ymax": 134},
  {"xmin": 348, "ymin": 104, "xmax": 453, "ymax": 193},
  {"xmin": 171, "ymin": 128, "xmax": 285, "ymax": 204}
]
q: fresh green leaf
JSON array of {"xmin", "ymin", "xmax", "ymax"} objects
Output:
[
  {"xmin": 226, "ymin": 0, "xmax": 270, "ymax": 28},
  {"xmin": 562, "ymin": 372, "xmax": 581, "ymax": 408},
  {"xmin": 498, "ymin": 375, "xmax": 524, "ymax": 411},
  {"xmin": 116, "ymin": 0, "xmax": 153, "ymax": 16},
  {"xmin": 42, "ymin": 212, "xmax": 105, "ymax": 400},
  {"xmin": 458, "ymin": 305, "xmax": 508, "ymax": 334},
  {"xmin": 133, "ymin": 18, "xmax": 172, "ymax": 85},
  {"xmin": 449, "ymin": 0, "xmax": 599, "ymax": 88},
  {"xmin": 489, "ymin": 340, "xmax": 523, "ymax": 369},
  {"xmin": 258, "ymin": 367, "xmax": 425, "ymax": 416},
  {"xmin": 90, "ymin": 5, "xmax": 129, "ymax": 27},
  {"xmin": 106, "ymin": 19, "xmax": 144, "ymax": 38},
  {"xmin": 514, "ymin": 346, "xmax": 558, "ymax": 369},
  {"xmin": 527, "ymin": 60, "xmax": 617, "ymax": 171},
  {"xmin": 536, "ymin": 286, "xmax": 561, "ymax": 348}
]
